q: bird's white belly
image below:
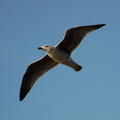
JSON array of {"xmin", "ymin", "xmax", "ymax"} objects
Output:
[{"xmin": 47, "ymin": 49, "xmax": 72, "ymax": 65}]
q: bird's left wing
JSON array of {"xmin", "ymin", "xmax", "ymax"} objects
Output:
[{"xmin": 19, "ymin": 55, "xmax": 58, "ymax": 101}]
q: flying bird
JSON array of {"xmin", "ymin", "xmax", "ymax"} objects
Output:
[{"xmin": 19, "ymin": 24, "xmax": 105, "ymax": 101}]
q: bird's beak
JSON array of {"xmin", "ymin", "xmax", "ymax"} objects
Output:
[{"xmin": 38, "ymin": 47, "xmax": 42, "ymax": 50}]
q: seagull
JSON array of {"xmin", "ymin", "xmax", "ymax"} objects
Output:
[{"xmin": 19, "ymin": 24, "xmax": 105, "ymax": 101}]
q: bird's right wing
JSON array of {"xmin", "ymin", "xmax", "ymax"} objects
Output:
[
  {"xmin": 57, "ymin": 24, "xmax": 105, "ymax": 54},
  {"xmin": 19, "ymin": 55, "xmax": 58, "ymax": 101}
]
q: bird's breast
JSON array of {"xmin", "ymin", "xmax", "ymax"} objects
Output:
[{"xmin": 47, "ymin": 48, "xmax": 71, "ymax": 64}]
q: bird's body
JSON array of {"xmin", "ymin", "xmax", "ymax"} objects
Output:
[
  {"xmin": 39, "ymin": 46, "xmax": 82, "ymax": 71},
  {"xmin": 19, "ymin": 24, "xmax": 105, "ymax": 101}
]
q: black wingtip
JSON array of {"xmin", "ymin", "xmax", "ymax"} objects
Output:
[
  {"xmin": 19, "ymin": 92, "xmax": 27, "ymax": 101},
  {"xmin": 19, "ymin": 84, "xmax": 28, "ymax": 101},
  {"xmin": 100, "ymin": 24, "xmax": 106, "ymax": 26},
  {"xmin": 96, "ymin": 24, "xmax": 106, "ymax": 28},
  {"xmin": 88, "ymin": 24, "xmax": 106, "ymax": 32},
  {"xmin": 99, "ymin": 24, "xmax": 106, "ymax": 27},
  {"xmin": 19, "ymin": 91, "xmax": 25, "ymax": 101},
  {"xmin": 19, "ymin": 98, "xmax": 23, "ymax": 101},
  {"xmin": 19, "ymin": 94, "xmax": 24, "ymax": 101}
]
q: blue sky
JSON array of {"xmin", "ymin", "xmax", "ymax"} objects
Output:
[{"xmin": 1, "ymin": 0, "xmax": 120, "ymax": 120}]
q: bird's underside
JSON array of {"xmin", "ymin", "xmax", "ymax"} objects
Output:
[{"xmin": 19, "ymin": 24, "xmax": 105, "ymax": 101}]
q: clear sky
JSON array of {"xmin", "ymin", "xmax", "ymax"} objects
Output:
[{"xmin": 1, "ymin": 0, "xmax": 120, "ymax": 120}]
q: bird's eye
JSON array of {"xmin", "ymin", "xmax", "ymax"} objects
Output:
[{"xmin": 45, "ymin": 45, "xmax": 49, "ymax": 47}]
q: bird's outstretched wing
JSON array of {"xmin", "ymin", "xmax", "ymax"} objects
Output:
[
  {"xmin": 57, "ymin": 24, "xmax": 105, "ymax": 54},
  {"xmin": 19, "ymin": 55, "xmax": 58, "ymax": 101}
]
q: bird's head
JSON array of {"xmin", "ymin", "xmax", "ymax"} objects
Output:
[{"xmin": 38, "ymin": 45, "xmax": 52, "ymax": 53}]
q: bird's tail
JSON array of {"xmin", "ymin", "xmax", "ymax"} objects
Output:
[
  {"xmin": 66, "ymin": 60, "xmax": 82, "ymax": 71},
  {"xmin": 61, "ymin": 58, "xmax": 82, "ymax": 71},
  {"xmin": 72, "ymin": 62, "xmax": 82, "ymax": 71}
]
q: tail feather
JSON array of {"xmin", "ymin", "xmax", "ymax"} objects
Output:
[
  {"xmin": 67, "ymin": 60, "xmax": 82, "ymax": 71},
  {"xmin": 73, "ymin": 62, "xmax": 82, "ymax": 71}
]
